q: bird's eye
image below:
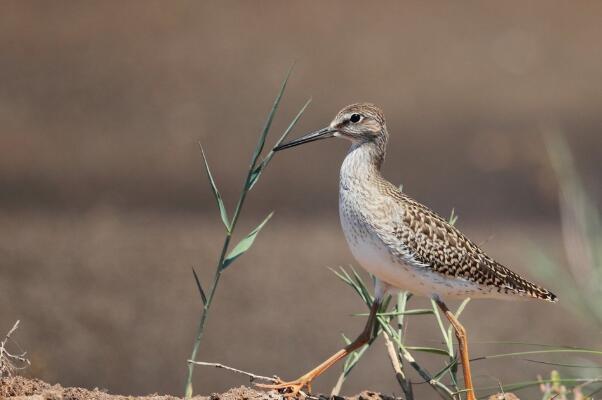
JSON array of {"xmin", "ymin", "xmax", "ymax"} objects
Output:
[{"xmin": 350, "ymin": 114, "xmax": 362, "ymax": 123}]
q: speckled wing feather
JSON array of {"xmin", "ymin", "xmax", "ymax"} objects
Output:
[{"xmin": 373, "ymin": 178, "xmax": 557, "ymax": 302}]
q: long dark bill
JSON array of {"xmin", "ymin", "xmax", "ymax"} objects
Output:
[{"xmin": 273, "ymin": 127, "xmax": 336, "ymax": 151}]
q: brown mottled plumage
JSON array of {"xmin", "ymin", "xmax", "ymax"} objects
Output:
[{"xmin": 389, "ymin": 187, "xmax": 556, "ymax": 301}]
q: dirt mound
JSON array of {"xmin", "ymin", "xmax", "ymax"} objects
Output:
[
  {"xmin": 1, "ymin": 376, "xmax": 519, "ymax": 400},
  {"xmin": 0, "ymin": 376, "xmax": 406, "ymax": 400},
  {"xmin": 1, "ymin": 376, "xmax": 196, "ymax": 400}
]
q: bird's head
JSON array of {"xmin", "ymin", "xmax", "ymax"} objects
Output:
[{"xmin": 274, "ymin": 103, "xmax": 387, "ymax": 151}]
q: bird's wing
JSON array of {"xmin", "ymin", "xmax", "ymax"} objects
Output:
[{"xmin": 370, "ymin": 178, "xmax": 557, "ymax": 302}]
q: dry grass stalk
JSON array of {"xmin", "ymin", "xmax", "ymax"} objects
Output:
[{"xmin": 0, "ymin": 320, "xmax": 30, "ymax": 377}]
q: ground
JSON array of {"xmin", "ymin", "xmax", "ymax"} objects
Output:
[
  {"xmin": 0, "ymin": 376, "xmax": 519, "ymax": 400},
  {"xmin": 0, "ymin": 376, "xmax": 404, "ymax": 400}
]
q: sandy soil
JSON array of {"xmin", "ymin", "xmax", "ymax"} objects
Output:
[
  {"xmin": 0, "ymin": 376, "xmax": 520, "ymax": 400},
  {"xmin": 0, "ymin": 376, "xmax": 440, "ymax": 400}
]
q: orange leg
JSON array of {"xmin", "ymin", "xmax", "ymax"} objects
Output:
[
  {"xmin": 257, "ymin": 300, "xmax": 380, "ymax": 397},
  {"xmin": 434, "ymin": 298, "xmax": 476, "ymax": 400}
]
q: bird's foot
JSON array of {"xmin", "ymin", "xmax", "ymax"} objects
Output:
[{"xmin": 256, "ymin": 375, "xmax": 313, "ymax": 398}]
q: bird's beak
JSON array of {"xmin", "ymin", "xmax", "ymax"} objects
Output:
[{"xmin": 274, "ymin": 127, "xmax": 336, "ymax": 151}]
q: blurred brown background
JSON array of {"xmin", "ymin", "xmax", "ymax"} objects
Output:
[{"xmin": 1, "ymin": 1, "xmax": 601, "ymax": 399}]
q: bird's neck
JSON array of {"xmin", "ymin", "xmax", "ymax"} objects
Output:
[{"xmin": 341, "ymin": 132, "xmax": 387, "ymax": 185}]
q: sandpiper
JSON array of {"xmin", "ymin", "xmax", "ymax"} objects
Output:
[{"xmin": 259, "ymin": 103, "xmax": 557, "ymax": 399}]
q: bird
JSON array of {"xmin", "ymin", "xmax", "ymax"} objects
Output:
[{"xmin": 257, "ymin": 103, "xmax": 557, "ymax": 400}]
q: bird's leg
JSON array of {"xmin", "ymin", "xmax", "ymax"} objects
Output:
[
  {"xmin": 433, "ymin": 297, "xmax": 476, "ymax": 400},
  {"xmin": 256, "ymin": 299, "xmax": 381, "ymax": 397}
]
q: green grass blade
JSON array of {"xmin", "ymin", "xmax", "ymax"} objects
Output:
[
  {"xmin": 352, "ymin": 309, "xmax": 434, "ymax": 317},
  {"xmin": 350, "ymin": 266, "xmax": 372, "ymax": 303},
  {"xmin": 406, "ymin": 346, "xmax": 450, "ymax": 357},
  {"xmin": 248, "ymin": 98, "xmax": 312, "ymax": 190},
  {"xmin": 454, "ymin": 298, "xmax": 470, "ymax": 319},
  {"xmin": 338, "ymin": 266, "xmax": 353, "ymax": 282},
  {"xmin": 522, "ymin": 358, "xmax": 602, "ymax": 368},
  {"xmin": 470, "ymin": 340, "xmax": 582, "ymax": 348},
  {"xmin": 199, "ymin": 143, "xmax": 230, "ymax": 230},
  {"xmin": 341, "ymin": 333, "xmax": 352, "ymax": 345},
  {"xmin": 472, "ymin": 348, "xmax": 602, "ymax": 362},
  {"xmin": 329, "ymin": 267, "xmax": 352, "ymax": 285},
  {"xmin": 221, "ymin": 212, "xmax": 274, "ymax": 270},
  {"xmin": 396, "ymin": 291, "xmax": 411, "ymax": 342},
  {"xmin": 333, "ymin": 266, "xmax": 371, "ymax": 304},
  {"xmin": 477, "ymin": 377, "xmax": 602, "ymax": 393},
  {"xmin": 247, "ymin": 63, "xmax": 295, "ymax": 176},
  {"xmin": 272, "ymin": 98, "xmax": 312, "ymax": 150},
  {"xmin": 431, "ymin": 299, "xmax": 453, "ymax": 353},
  {"xmin": 448, "ymin": 208, "xmax": 458, "ymax": 226},
  {"xmin": 432, "ymin": 360, "xmax": 458, "ymax": 381},
  {"xmin": 191, "ymin": 267, "xmax": 207, "ymax": 305}
]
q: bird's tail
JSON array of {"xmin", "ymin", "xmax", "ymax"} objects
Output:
[{"xmin": 496, "ymin": 261, "xmax": 558, "ymax": 302}]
